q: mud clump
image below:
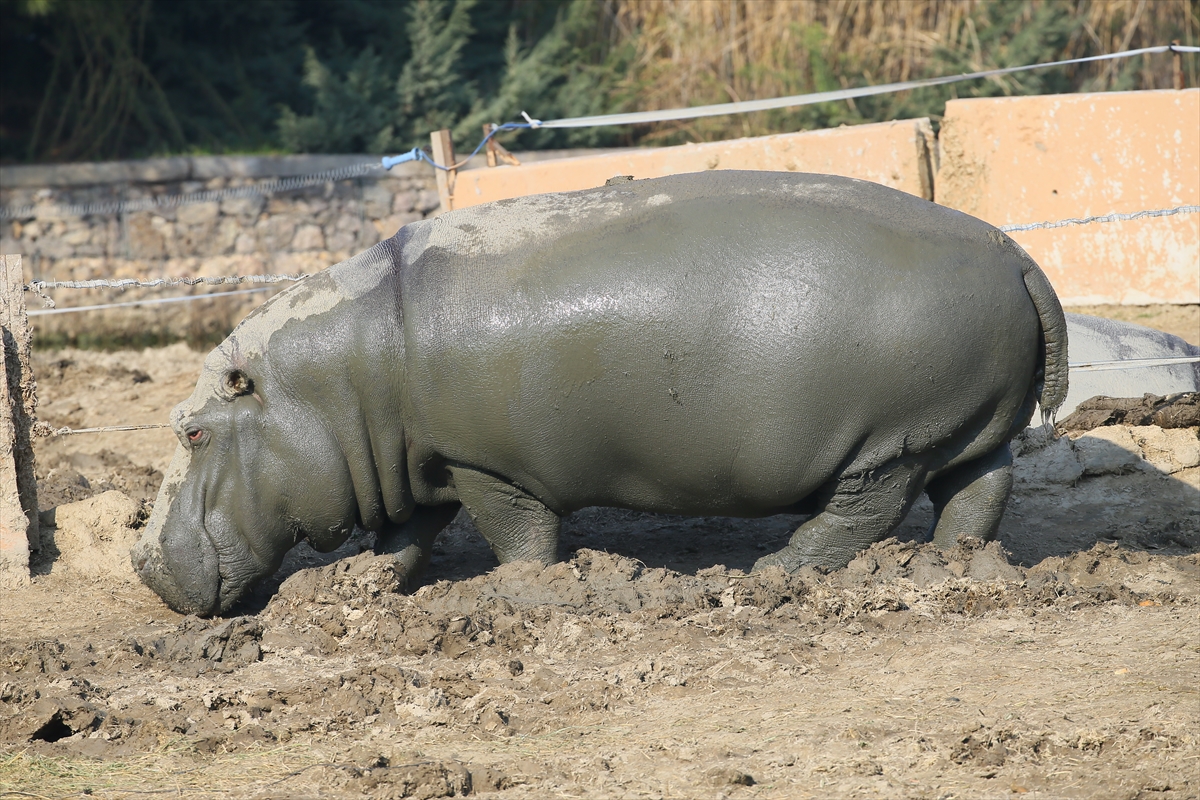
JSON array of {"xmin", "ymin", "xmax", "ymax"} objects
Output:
[
  {"xmin": 43, "ymin": 490, "xmax": 146, "ymax": 581},
  {"xmin": 144, "ymin": 617, "xmax": 265, "ymax": 674},
  {"xmin": 1059, "ymin": 392, "xmax": 1199, "ymax": 432},
  {"xmin": 257, "ymin": 540, "xmax": 1198, "ymax": 669},
  {"xmin": 36, "ymin": 450, "xmax": 163, "ymax": 509}
]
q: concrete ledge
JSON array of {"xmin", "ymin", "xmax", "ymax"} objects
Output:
[
  {"xmin": 449, "ymin": 119, "xmax": 936, "ymax": 209},
  {"xmin": 936, "ymin": 89, "xmax": 1200, "ymax": 305}
]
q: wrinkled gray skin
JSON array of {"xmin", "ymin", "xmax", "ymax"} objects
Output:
[{"xmin": 132, "ymin": 171, "xmax": 1068, "ymax": 616}]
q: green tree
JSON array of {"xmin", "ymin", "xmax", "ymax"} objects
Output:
[{"xmin": 278, "ymin": 47, "xmax": 399, "ymax": 154}]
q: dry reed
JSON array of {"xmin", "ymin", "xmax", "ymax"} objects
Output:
[{"xmin": 606, "ymin": 0, "xmax": 1197, "ymax": 142}]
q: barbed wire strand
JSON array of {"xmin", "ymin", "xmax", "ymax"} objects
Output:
[
  {"xmin": 27, "ymin": 286, "xmax": 276, "ymax": 316},
  {"xmin": 24, "ymin": 273, "xmax": 309, "ymax": 308},
  {"xmin": 33, "ymin": 421, "xmax": 169, "ymax": 437},
  {"xmin": 4, "ymin": 44, "xmax": 1196, "ymax": 221},
  {"xmin": 1000, "ymin": 204, "xmax": 1200, "ymax": 233}
]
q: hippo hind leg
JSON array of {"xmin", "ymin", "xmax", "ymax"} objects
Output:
[
  {"xmin": 925, "ymin": 443, "xmax": 1013, "ymax": 548},
  {"xmin": 754, "ymin": 457, "xmax": 928, "ymax": 572},
  {"xmin": 448, "ymin": 466, "xmax": 561, "ymax": 565}
]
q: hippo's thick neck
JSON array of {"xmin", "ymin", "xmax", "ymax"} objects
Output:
[
  {"xmin": 212, "ymin": 238, "xmax": 411, "ymax": 544},
  {"xmin": 282, "ymin": 248, "xmax": 410, "ymax": 539}
]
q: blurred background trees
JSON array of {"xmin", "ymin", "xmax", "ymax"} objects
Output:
[{"xmin": 1, "ymin": 0, "xmax": 1195, "ymax": 164}]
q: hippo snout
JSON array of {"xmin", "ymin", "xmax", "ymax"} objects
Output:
[
  {"xmin": 131, "ymin": 445, "xmax": 223, "ymax": 616},
  {"xmin": 131, "ymin": 529, "xmax": 221, "ymax": 616}
]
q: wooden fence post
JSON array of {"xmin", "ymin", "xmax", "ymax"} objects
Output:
[
  {"xmin": 430, "ymin": 129, "xmax": 457, "ymax": 213},
  {"xmin": 483, "ymin": 124, "xmax": 521, "ymax": 168},
  {"xmin": 1, "ymin": 254, "xmax": 39, "ymax": 586}
]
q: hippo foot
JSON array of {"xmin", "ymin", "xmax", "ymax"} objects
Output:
[{"xmin": 752, "ymin": 545, "xmax": 807, "ymax": 574}]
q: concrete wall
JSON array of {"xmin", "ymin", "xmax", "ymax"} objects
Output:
[
  {"xmin": 936, "ymin": 89, "xmax": 1199, "ymax": 305},
  {"xmin": 450, "ymin": 119, "xmax": 936, "ymax": 207}
]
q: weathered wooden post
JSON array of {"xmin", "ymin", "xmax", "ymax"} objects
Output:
[
  {"xmin": 430, "ymin": 129, "xmax": 457, "ymax": 213},
  {"xmin": 483, "ymin": 124, "xmax": 521, "ymax": 168},
  {"xmin": 1, "ymin": 254, "xmax": 39, "ymax": 586}
]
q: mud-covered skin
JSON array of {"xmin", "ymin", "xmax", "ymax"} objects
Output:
[{"xmin": 132, "ymin": 170, "xmax": 1067, "ymax": 616}]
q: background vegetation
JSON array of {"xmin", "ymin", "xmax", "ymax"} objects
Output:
[{"xmin": 1, "ymin": 0, "xmax": 1195, "ymax": 164}]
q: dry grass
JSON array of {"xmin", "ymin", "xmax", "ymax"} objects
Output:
[
  {"xmin": 607, "ymin": 0, "xmax": 1197, "ymax": 142},
  {"xmin": 0, "ymin": 743, "xmax": 330, "ymax": 798}
]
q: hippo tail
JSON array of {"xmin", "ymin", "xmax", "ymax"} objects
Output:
[{"xmin": 1016, "ymin": 250, "xmax": 1069, "ymax": 425}]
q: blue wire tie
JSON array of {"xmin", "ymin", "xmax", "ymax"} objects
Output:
[{"xmin": 381, "ymin": 149, "xmax": 423, "ymax": 170}]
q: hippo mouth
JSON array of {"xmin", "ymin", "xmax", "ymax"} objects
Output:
[
  {"xmin": 132, "ymin": 519, "xmax": 222, "ymax": 616},
  {"xmin": 132, "ymin": 447, "xmax": 225, "ymax": 615}
]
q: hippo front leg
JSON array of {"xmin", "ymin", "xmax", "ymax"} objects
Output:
[
  {"xmin": 448, "ymin": 466, "xmax": 560, "ymax": 565},
  {"xmin": 374, "ymin": 503, "xmax": 462, "ymax": 589}
]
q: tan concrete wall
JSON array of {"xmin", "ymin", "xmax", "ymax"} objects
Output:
[
  {"xmin": 936, "ymin": 89, "xmax": 1199, "ymax": 305},
  {"xmin": 450, "ymin": 119, "xmax": 937, "ymax": 208}
]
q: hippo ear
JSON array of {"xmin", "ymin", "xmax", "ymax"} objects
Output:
[{"xmin": 218, "ymin": 368, "xmax": 254, "ymax": 401}]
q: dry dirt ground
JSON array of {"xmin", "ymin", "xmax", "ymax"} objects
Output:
[{"xmin": 2, "ymin": 326, "xmax": 1199, "ymax": 799}]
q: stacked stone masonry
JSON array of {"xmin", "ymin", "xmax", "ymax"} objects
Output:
[{"xmin": 0, "ymin": 163, "xmax": 441, "ymax": 343}]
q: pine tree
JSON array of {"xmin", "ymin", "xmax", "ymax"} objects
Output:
[
  {"xmin": 277, "ymin": 47, "xmax": 398, "ymax": 154},
  {"xmin": 395, "ymin": 0, "xmax": 477, "ymax": 146}
]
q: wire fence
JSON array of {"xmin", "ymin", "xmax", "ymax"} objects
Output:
[
  {"xmin": 7, "ymin": 41, "xmax": 1197, "ymax": 437},
  {"xmin": 3, "ymin": 43, "xmax": 1196, "ymax": 222},
  {"xmin": 998, "ymin": 205, "xmax": 1200, "ymax": 233},
  {"xmin": 20, "ymin": 201, "xmax": 1198, "ymax": 316},
  {"xmin": 27, "ymin": 286, "xmax": 275, "ymax": 316}
]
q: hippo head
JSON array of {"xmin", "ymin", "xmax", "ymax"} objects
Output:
[
  {"xmin": 130, "ymin": 271, "xmax": 376, "ymax": 615},
  {"xmin": 130, "ymin": 345, "xmax": 359, "ymax": 615}
]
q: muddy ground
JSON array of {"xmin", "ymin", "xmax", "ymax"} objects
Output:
[{"xmin": 1, "ymin": 338, "xmax": 1198, "ymax": 799}]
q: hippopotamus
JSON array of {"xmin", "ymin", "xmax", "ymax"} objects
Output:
[{"xmin": 132, "ymin": 170, "xmax": 1068, "ymax": 616}]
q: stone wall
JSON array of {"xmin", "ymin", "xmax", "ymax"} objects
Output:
[{"xmin": 0, "ymin": 155, "xmax": 443, "ymax": 345}]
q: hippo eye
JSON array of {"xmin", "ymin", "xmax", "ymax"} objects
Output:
[
  {"xmin": 219, "ymin": 369, "xmax": 254, "ymax": 400},
  {"xmin": 187, "ymin": 429, "xmax": 204, "ymax": 443}
]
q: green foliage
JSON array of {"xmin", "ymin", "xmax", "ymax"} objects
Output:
[
  {"xmin": 397, "ymin": 0, "xmax": 476, "ymax": 143},
  {"xmin": 278, "ymin": 47, "xmax": 399, "ymax": 154},
  {"xmin": 454, "ymin": 0, "xmax": 635, "ymax": 151},
  {"xmin": 278, "ymin": 0, "xmax": 632, "ymax": 155},
  {"xmin": 0, "ymin": 0, "xmax": 1193, "ymax": 163}
]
